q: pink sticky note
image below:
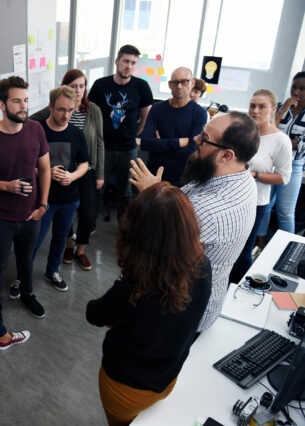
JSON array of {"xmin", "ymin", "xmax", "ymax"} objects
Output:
[
  {"xmin": 270, "ymin": 292, "xmax": 298, "ymax": 310},
  {"xmin": 40, "ymin": 57, "xmax": 47, "ymax": 67},
  {"xmin": 29, "ymin": 58, "xmax": 36, "ymax": 69}
]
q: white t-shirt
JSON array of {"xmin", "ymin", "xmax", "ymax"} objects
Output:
[{"xmin": 248, "ymin": 131, "xmax": 292, "ymax": 205}]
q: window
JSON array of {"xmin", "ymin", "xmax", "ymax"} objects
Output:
[
  {"xmin": 202, "ymin": 0, "xmax": 284, "ymax": 70},
  {"xmin": 124, "ymin": 0, "xmax": 136, "ymax": 29},
  {"xmin": 55, "ymin": 0, "xmax": 71, "ymax": 84},
  {"xmin": 123, "ymin": 0, "xmax": 152, "ymax": 30},
  {"xmin": 138, "ymin": 1, "xmax": 151, "ymax": 30}
]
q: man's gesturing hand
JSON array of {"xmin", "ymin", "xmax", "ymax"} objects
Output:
[{"xmin": 129, "ymin": 158, "xmax": 164, "ymax": 193}]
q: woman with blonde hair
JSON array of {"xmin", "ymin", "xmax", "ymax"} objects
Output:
[
  {"xmin": 230, "ymin": 89, "xmax": 292, "ymax": 283},
  {"xmin": 86, "ymin": 181, "xmax": 211, "ymax": 425}
]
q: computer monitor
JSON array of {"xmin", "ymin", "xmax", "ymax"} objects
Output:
[{"xmin": 268, "ymin": 334, "xmax": 305, "ymax": 414}]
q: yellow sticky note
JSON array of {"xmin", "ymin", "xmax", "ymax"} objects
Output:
[
  {"xmin": 47, "ymin": 61, "xmax": 54, "ymax": 70},
  {"xmin": 49, "ymin": 29, "xmax": 54, "ymax": 39},
  {"xmin": 206, "ymin": 85, "xmax": 214, "ymax": 93},
  {"xmin": 157, "ymin": 67, "xmax": 164, "ymax": 76},
  {"xmin": 28, "ymin": 34, "xmax": 36, "ymax": 44}
]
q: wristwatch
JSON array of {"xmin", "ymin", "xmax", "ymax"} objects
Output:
[
  {"xmin": 40, "ymin": 202, "xmax": 49, "ymax": 210},
  {"xmin": 254, "ymin": 172, "xmax": 259, "ymax": 180}
]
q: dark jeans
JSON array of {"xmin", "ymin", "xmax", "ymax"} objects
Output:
[
  {"xmin": 34, "ymin": 201, "xmax": 79, "ymax": 274},
  {"xmin": 68, "ymin": 169, "xmax": 96, "ymax": 245},
  {"xmin": 105, "ymin": 148, "xmax": 137, "ymax": 220},
  {"xmin": 229, "ymin": 204, "xmax": 269, "ymax": 284},
  {"xmin": 0, "ymin": 219, "xmax": 41, "ymax": 337}
]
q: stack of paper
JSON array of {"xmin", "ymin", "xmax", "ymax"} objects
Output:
[{"xmin": 220, "ymin": 283, "xmax": 273, "ymax": 329}]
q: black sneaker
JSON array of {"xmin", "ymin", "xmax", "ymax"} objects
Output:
[
  {"xmin": 45, "ymin": 272, "xmax": 68, "ymax": 292},
  {"xmin": 9, "ymin": 280, "xmax": 21, "ymax": 300},
  {"xmin": 20, "ymin": 294, "xmax": 45, "ymax": 319}
]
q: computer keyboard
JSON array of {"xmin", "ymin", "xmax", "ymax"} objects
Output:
[
  {"xmin": 213, "ymin": 330, "xmax": 297, "ymax": 389},
  {"xmin": 273, "ymin": 241, "xmax": 305, "ymax": 277}
]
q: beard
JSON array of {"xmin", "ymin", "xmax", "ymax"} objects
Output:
[
  {"xmin": 117, "ymin": 69, "xmax": 131, "ymax": 80},
  {"xmin": 181, "ymin": 151, "xmax": 217, "ymax": 185},
  {"xmin": 6, "ymin": 106, "xmax": 28, "ymax": 123}
]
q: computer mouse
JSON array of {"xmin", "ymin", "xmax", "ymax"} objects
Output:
[
  {"xmin": 297, "ymin": 260, "xmax": 305, "ymax": 279},
  {"xmin": 270, "ymin": 275, "xmax": 288, "ymax": 288}
]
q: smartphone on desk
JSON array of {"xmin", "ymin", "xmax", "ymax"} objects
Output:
[{"xmin": 203, "ymin": 418, "xmax": 224, "ymax": 426}]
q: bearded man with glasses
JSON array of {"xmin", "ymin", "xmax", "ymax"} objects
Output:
[
  {"xmin": 140, "ymin": 67, "xmax": 208, "ymax": 187},
  {"xmin": 130, "ymin": 111, "xmax": 260, "ymax": 334}
]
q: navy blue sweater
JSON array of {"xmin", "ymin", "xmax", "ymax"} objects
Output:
[{"xmin": 140, "ymin": 100, "xmax": 208, "ymax": 186}]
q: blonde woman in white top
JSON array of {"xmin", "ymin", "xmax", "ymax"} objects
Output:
[{"xmin": 229, "ymin": 89, "xmax": 292, "ymax": 283}]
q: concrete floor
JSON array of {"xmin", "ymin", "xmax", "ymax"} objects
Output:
[{"xmin": 0, "ymin": 212, "xmax": 120, "ymax": 426}]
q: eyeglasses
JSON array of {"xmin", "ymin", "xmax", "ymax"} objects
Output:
[
  {"xmin": 169, "ymin": 79, "xmax": 190, "ymax": 87},
  {"xmin": 234, "ymin": 281, "xmax": 271, "ymax": 307},
  {"xmin": 54, "ymin": 107, "xmax": 74, "ymax": 114},
  {"xmin": 200, "ymin": 133, "xmax": 231, "ymax": 150}
]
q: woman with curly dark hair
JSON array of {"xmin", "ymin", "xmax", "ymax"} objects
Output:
[{"xmin": 86, "ymin": 181, "xmax": 211, "ymax": 425}]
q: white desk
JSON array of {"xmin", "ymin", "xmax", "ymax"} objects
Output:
[{"xmin": 131, "ymin": 230, "xmax": 305, "ymax": 426}]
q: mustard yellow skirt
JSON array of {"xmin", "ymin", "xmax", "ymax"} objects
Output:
[{"xmin": 99, "ymin": 366, "xmax": 177, "ymax": 426}]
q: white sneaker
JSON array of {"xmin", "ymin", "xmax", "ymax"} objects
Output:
[
  {"xmin": 45, "ymin": 272, "xmax": 68, "ymax": 292},
  {"xmin": 0, "ymin": 331, "xmax": 30, "ymax": 350}
]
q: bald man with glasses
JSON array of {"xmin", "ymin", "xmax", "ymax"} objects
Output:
[
  {"xmin": 131, "ymin": 111, "xmax": 260, "ymax": 334},
  {"xmin": 140, "ymin": 67, "xmax": 208, "ymax": 187}
]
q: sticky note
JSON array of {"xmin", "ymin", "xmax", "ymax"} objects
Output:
[
  {"xmin": 47, "ymin": 61, "xmax": 54, "ymax": 70},
  {"xmin": 29, "ymin": 58, "xmax": 36, "ymax": 69},
  {"xmin": 146, "ymin": 67, "xmax": 154, "ymax": 76},
  {"xmin": 290, "ymin": 293, "xmax": 305, "ymax": 308},
  {"xmin": 28, "ymin": 34, "xmax": 35, "ymax": 44},
  {"xmin": 157, "ymin": 67, "xmax": 164, "ymax": 76},
  {"xmin": 40, "ymin": 57, "xmax": 47, "ymax": 67},
  {"xmin": 270, "ymin": 292, "xmax": 297, "ymax": 310}
]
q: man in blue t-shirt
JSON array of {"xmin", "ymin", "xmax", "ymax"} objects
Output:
[{"xmin": 88, "ymin": 44, "xmax": 153, "ymax": 219}]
